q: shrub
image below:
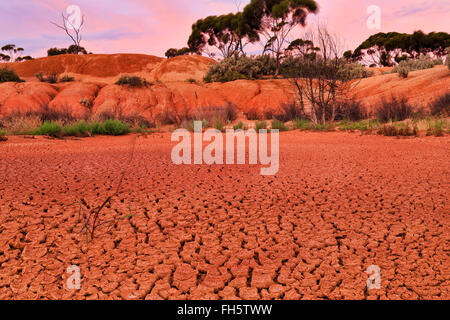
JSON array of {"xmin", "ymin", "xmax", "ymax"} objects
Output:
[
  {"xmin": 193, "ymin": 104, "xmax": 237, "ymax": 124},
  {"xmin": 0, "ymin": 129, "xmax": 6, "ymax": 136},
  {"xmin": 115, "ymin": 75, "xmax": 148, "ymax": 87},
  {"xmin": 255, "ymin": 120, "xmax": 267, "ymax": 131},
  {"xmin": 392, "ymin": 55, "xmax": 435, "ymax": 74},
  {"xmin": 60, "ymin": 75, "xmax": 74, "ymax": 82},
  {"xmin": 334, "ymin": 101, "xmax": 368, "ymax": 121},
  {"xmin": 87, "ymin": 122, "xmax": 104, "ymax": 135},
  {"xmin": 274, "ymin": 102, "xmax": 306, "ymax": 122},
  {"xmin": 271, "ymin": 120, "xmax": 289, "ymax": 131},
  {"xmin": 337, "ymin": 63, "xmax": 374, "ymax": 79},
  {"xmin": 35, "ymin": 72, "xmax": 58, "ymax": 83},
  {"xmin": 102, "ymin": 119, "xmax": 130, "ymax": 135},
  {"xmin": 0, "ymin": 67, "xmax": 24, "ymax": 83},
  {"xmin": 397, "ymin": 65, "xmax": 409, "ymax": 78},
  {"xmin": 62, "ymin": 121, "xmax": 90, "ymax": 137},
  {"xmin": 204, "ymin": 55, "xmax": 277, "ymax": 83},
  {"xmin": 186, "ymin": 78, "xmax": 197, "ymax": 84},
  {"xmin": 244, "ymin": 109, "xmax": 262, "ymax": 121},
  {"xmin": 433, "ymin": 58, "xmax": 443, "ymax": 65},
  {"xmin": 375, "ymin": 96, "xmax": 415, "ymax": 123},
  {"xmin": 430, "ymin": 92, "xmax": 450, "ymax": 116},
  {"xmin": 34, "ymin": 121, "xmax": 62, "ymax": 137}
]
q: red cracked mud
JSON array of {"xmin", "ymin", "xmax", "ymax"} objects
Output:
[{"xmin": 0, "ymin": 132, "xmax": 448, "ymax": 300}]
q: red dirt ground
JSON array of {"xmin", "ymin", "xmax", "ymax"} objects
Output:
[{"xmin": 0, "ymin": 132, "xmax": 449, "ymax": 300}]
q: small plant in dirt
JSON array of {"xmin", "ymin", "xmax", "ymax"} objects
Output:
[
  {"xmin": 338, "ymin": 119, "xmax": 380, "ymax": 132},
  {"xmin": 79, "ymin": 97, "xmax": 93, "ymax": 108},
  {"xmin": 378, "ymin": 122, "xmax": 418, "ymax": 137},
  {"xmin": 186, "ymin": 78, "xmax": 197, "ymax": 84},
  {"xmin": 35, "ymin": 71, "xmax": 58, "ymax": 83},
  {"xmin": 115, "ymin": 75, "xmax": 149, "ymax": 87},
  {"xmin": 255, "ymin": 120, "xmax": 267, "ymax": 131},
  {"xmin": 0, "ymin": 67, "xmax": 24, "ymax": 83},
  {"xmin": 60, "ymin": 75, "xmax": 74, "ymax": 82},
  {"xmin": 233, "ymin": 121, "xmax": 245, "ymax": 131},
  {"xmin": 375, "ymin": 96, "xmax": 415, "ymax": 123},
  {"xmin": 62, "ymin": 121, "xmax": 90, "ymax": 137},
  {"xmin": 271, "ymin": 119, "xmax": 289, "ymax": 131},
  {"xmin": 213, "ymin": 119, "xmax": 225, "ymax": 132},
  {"xmin": 293, "ymin": 118, "xmax": 311, "ymax": 130},
  {"xmin": 311, "ymin": 123, "xmax": 336, "ymax": 131},
  {"xmin": 34, "ymin": 121, "xmax": 63, "ymax": 137},
  {"xmin": 102, "ymin": 119, "xmax": 130, "ymax": 136}
]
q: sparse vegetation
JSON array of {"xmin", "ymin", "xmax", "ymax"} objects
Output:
[
  {"xmin": 0, "ymin": 67, "xmax": 24, "ymax": 83},
  {"xmin": 375, "ymin": 96, "xmax": 415, "ymax": 123},
  {"xmin": 271, "ymin": 119, "xmax": 289, "ymax": 131},
  {"xmin": 115, "ymin": 75, "xmax": 150, "ymax": 87},
  {"xmin": 60, "ymin": 75, "xmax": 75, "ymax": 82},
  {"xmin": 430, "ymin": 92, "xmax": 450, "ymax": 116},
  {"xmin": 35, "ymin": 71, "xmax": 58, "ymax": 83},
  {"xmin": 79, "ymin": 97, "xmax": 93, "ymax": 108},
  {"xmin": 255, "ymin": 120, "xmax": 267, "ymax": 131},
  {"xmin": 233, "ymin": 121, "xmax": 245, "ymax": 131}
]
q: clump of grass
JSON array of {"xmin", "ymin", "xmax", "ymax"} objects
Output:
[
  {"xmin": 102, "ymin": 119, "xmax": 131, "ymax": 135},
  {"xmin": 213, "ymin": 119, "xmax": 225, "ymax": 132},
  {"xmin": 311, "ymin": 123, "xmax": 336, "ymax": 131},
  {"xmin": 255, "ymin": 120, "xmax": 267, "ymax": 131},
  {"xmin": 293, "ymin": 118, "xmax": 312, "ymax": 130},
  {"xmin": 34, "ymin": 121, "xmax": 63, "ymax": 137},
  {"xmin": 35, "ymin": 72, "xmax": 58, "ymax": 83},
  {"xmin": 60, "ymin": 75, "xmax": 75, "ymax": 82},
  {"xmin": 0, "ymin": 67, "xmax": 24, "ymax": 83},
  {"xmin": 62, "ymin": 121, "xmax": 90, "ymax": 137},
  {"xmin": 271, "ymin": 119, "xmax": 289, "ymax": 131},
  {"xmin": 186, "ymin": 78, "xmax": 197, "ymax": 84},
  {"xmin": 115, "ymin": 75, "xmax": 150, "ymax": 87},
  {"xmin": 233, "ymin": 121, "xmax": 245, "ymax": 131},
  {"xmin": 338, "ymin": 119, "xmax": 380, "ymax": 132}
]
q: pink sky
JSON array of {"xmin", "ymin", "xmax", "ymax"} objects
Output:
[{"xmin": 0, "ymin": 0, "xmax": 449, "ymax": 59}]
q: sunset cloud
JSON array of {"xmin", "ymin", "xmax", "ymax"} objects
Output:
[{"xmin": 0, "ymin": 0, "xmax": 448, "ymax": 58}]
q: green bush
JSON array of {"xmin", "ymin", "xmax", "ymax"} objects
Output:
[
  {"xmin": 392, "ymin": 55, "xmax": 435, "ymax": 75},
  {"xmin": 34, "ymin": 121, "xmax": 62, "ymax": 137},
  {"xmin": 271, "ymin": 120, "xmax": 289, "ymax": 131},
  {"xmin": 0, "ymin": 67, "xmax": 24, "ymax": 83},
  {"xmin": 0, "ymin": 129, "xmax": 7, "ymax": 136},
  {"xmin": 213, "ymin": 120, "xmax": 225, "ymax": 132},
  {"xmin": 337, "ymin": 63, "xmax": 374, "ymax": 79},
  {"xmin": 62, "ymin": 121, "xmax": 90, "ymax": 137},
  {"xmin": 204, "ymin": 55, "xmax": 277, "ymax": 83},
  {"xmin": 87, "ymin": 122, "xmax": 104, "ymax": 135},
  {"xmin": 102, "ymin": 119, "xmax": 130, "ymax": 135}
]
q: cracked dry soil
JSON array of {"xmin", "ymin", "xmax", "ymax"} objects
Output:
[{"xmin": 0, "ymin": 132, "xmax": 448, "ymax": 300}]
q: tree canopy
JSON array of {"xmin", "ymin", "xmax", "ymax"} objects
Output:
[{"xmin": 351, "ymin": 31, "xmax": 450, "ymax": 67}]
